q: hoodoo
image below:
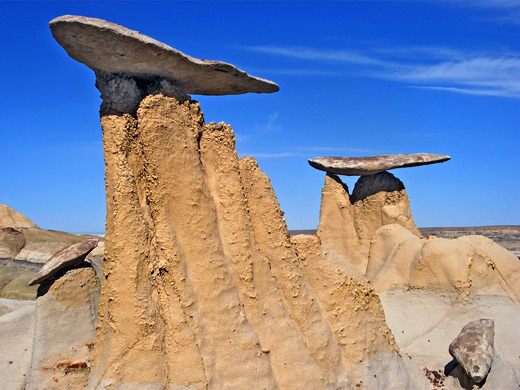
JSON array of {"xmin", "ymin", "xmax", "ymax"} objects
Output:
[{"xmin": 49, "ymin": 15, "xmax": 416, "ymax": 390}]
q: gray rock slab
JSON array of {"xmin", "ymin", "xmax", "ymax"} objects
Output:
[
  {"xmin": 49, "ymin": 15, "xmax": 279, "ymax": 96},
  {"xmin": 28, "ymin": 239, "xmax": 98, "ymax": 286},
  {"xmin": 308, "ymin": 153, "xmax": 450, "ymax": 176},
  {"xmin": 449, "ymin": 319, "xmax": 495, "ymax": 384}
]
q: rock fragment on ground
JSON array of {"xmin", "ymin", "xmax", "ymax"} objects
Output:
[
  {"xmin": 308, "ymin": 153, "xmax": 450, "ymax": 176},
  {"xmin": 449, "ymin": 319, "xmax": 495, "ymax": 384},
  {"xmin": 28, "ymin": 239, "xmax": 98, "ymax": 285}
]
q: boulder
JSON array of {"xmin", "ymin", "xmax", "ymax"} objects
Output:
[
  {"xmin": 449, "ymin": 319, "xmax": 495, "ymax": 384},
  {"xmin": 380, "ymin": 288, "xmax": 520, "ymax": 389},
  {"xmin": 308, "ymin": 153, "xmax": 450, "ymax": 176},
  {"xmin": 28, "ymin": 239, "xmax": 98, "ymax": 285}
]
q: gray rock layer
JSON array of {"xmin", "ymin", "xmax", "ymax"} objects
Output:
[
  {"xmin": 309, "ymin": 153, "xmax": 450, "ymax": 176},
  {"xmin": 449, "ymin": 318, "xmax": 495, "ymax": 384}
]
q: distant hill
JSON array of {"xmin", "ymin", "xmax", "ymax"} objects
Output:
[{"xmin": 0, "ymin": 203, "xmax": 38, "ymax": 229}]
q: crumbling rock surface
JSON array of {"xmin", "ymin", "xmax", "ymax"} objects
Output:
[
  {"xmin": 449, "ymin": 319, "xmax": 495, "ymax": 384},
  {"xmin": 308, "ymin": 153, "xmax": 450, "ymax": 176},
  {"xmin": 86, "ymin": 94, "xmax": 415, "ymax": 389}
]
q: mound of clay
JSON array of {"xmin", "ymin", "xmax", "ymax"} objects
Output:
[
  {"xmin": 316, "ymin": 172, "xmax": 420, "ymax": 273},
  {"xmin": 366, "ymin": 224, "xmax": 520, "ymax": 299},
  {"xmin": 0, "ymin": 301, "xmax": 36, "ymax": 390},
  {"xmin": 0, "ymin": 203, "xmax": 37, "ymax": 229}
]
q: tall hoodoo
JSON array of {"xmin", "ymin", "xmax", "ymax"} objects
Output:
[{"xmin": 50, "ymin": 15, "xmax": 415, "ymax": 389}]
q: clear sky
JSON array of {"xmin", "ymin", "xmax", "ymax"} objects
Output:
[{"xmin": 1, "ymin": 1, "xmax": 519, "ymax": 233}]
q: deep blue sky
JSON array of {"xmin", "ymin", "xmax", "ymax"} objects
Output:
[{"xmin": 1, "ymin": 1, "xmax": 519, "ymax": 233}]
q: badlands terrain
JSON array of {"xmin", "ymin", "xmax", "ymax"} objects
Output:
[
  {"xmin": 290, "ymin": 226, "xmax": 520, "ymax": 259},
  {"xmin": 1, "ymin": 14, "xmax": 520, "ymax": 390}
]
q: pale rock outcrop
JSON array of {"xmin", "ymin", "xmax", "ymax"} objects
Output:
[
  {"xmin": 352, "ymin": 172, "xmax": 421, "ymax": 264},
  {"xmin": 449, "ymin": 319, "xmax": 495, "ymax": 384},
  {"xmin": 0, "ymin": 203, "xmax": 37, "ymax": 230},
  {"xmin": 240, "ymin": 158, "xmax": 418, "ymax": 389},
  {"xmin": 87, "ymin": 92, "xmax": 417, "ymax": 389},
  {"xmin": 289, "ymin": 234, "xmax": 419, "ymax": 390},
  {"xmin": 25, "ymin": 266, "xmax": 100, "ymax": 390},
  {"xmin": 366, "ymin": 224, "xmax": 520, "ymax": 299},
  {"xmin": 309, "ymin": 153, "xmax": 450, "ymax": 176}
]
